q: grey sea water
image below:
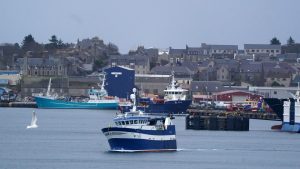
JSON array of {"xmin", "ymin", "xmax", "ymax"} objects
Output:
[{"xmin": 0, "ymin": 108, "xmax": 299, "ymax": 169}]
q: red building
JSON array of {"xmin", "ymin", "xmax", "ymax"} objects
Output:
[{"xmin": 213, "ymin": 90, "xmax": 262, "ymax": 102}]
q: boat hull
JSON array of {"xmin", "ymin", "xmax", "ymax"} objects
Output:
[
  {"xmin": 35, "ymin": 96, "xmax": 118, "ymax": 109},
  {"xmin": 107, "ymin": 138, "xmax": 177, "ymax": 152},
  {"xmin": 264, "ymin": 98, "xmax": 287, "ymax": 121},
  {"xmin": 102, "ymin": 126, "xmax": 177, "ymax": 152},
  {"xmin": 281, "ymin": 122, "xmax": 300, "ymax": 133},
  {"xmin": 137, "ymin": 100, "xmax": 192, "ymax": 114}
]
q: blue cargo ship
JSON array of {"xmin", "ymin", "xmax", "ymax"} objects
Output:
[
  {"xmin": 102, "ymin": 89, "xmax": 177, "ymax": 152},
  {"xmin": 281, "ymin": 91, "xmax": 300, "ymax": 132},
  {"xmin": 264, "ymin": 90, "xmax": 300, "ymax": 132},
  {"xmin": 35, "ymin": 75, "xmax": 119, "ymax": 109},
  {"xmin": 120, "ymin": 72, "xmax": 192, "ymax": 114}
]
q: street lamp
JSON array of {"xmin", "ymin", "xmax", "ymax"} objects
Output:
[
  {"xmin": 205, "ymin": 86, "xmax": 208, "ymax": 101},
  {"xmin": 215, "ymin": 86, "xmax": 218, "ymax": 102}
]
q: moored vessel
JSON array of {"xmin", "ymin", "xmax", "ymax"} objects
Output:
[
  {"xmin": 35, "ymin": 75, "xmax": 119, "ymax": 109},
  {"xmin": 132, "ymin": 71, "xmax": 191, "ymax": 114},
  {"xmin": 281, "ymin": 90, "xmax": 300, "ymax": 132}
]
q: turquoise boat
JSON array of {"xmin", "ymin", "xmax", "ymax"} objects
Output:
[
  {"xmin": 35, "ymin": 75, "xmax": 119, "ymax": 109},
  {"xmin": 35, "ymin": 96, "xmax": 119, "ymax": 109}
]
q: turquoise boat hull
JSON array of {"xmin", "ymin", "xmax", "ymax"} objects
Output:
[{"xmin": 35, "ymin": 96, "xmax": 118, "ymax": 109}]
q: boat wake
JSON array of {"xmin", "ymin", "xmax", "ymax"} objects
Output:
[{"xmin": 177, "ymin": 148, "xmax": 219, "ymax": 152}]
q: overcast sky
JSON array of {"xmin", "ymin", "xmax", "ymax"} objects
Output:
[{"xmin": 1, "ymin": 0, "xmax": 300, "ymax": 53}]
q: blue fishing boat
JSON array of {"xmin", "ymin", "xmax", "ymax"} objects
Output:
[
  {"xmin": 138, "ymin": 71, "xmax": 191, "ymax": 114},
  {"xmin": 102, "ymin": 89, "xmax": 177, "ymax": 152},
  {"xmin": 35, "ymin": 75, "xmax": 119, "ymax": 109}
]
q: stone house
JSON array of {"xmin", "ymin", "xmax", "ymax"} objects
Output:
[
  {"xmin": 150, "ymin": 64, "xmax": 194, "ymax": 88},
  {"xmin": 214, "ymin": 59, "xmax": 239, "ymax": 82},
  {"xmin": 16, "ymin": 55, "xmax": 68, "ymax": 77},
  {"xmin": 201, "ymin": 43, "xmax": 238, "ymax": 59},
  {"xmin": 109, "ymin": 54, "xmax": 150, "ymax": 74},
  {"xmin": 135, "ymin": 74, "xmax": 170, "ymax": 95},
  {"xmin": 262, "ymin": 61, "xmax": 295, "ymax": 87},
  {"xmin": 239, "ymin": 60, "xmax": 263, "ymax": 85},
  {"xmin": 244, "ymin": 44, "xmax": 281, "ymax": 57}
]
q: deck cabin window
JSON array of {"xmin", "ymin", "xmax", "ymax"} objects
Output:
[
  {"xmin": 122, "ymin": 121, "xmax": 125, "ymax": 125},
  {"xmin": 126, "ymin": 121, "xmax": 129, "ymax": 125},
  {"xmin": 134, "ymin": 120, "xmax": 138, "ymax": 124}
]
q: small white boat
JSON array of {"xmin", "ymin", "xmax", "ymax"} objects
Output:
[{"xmin": 27, "ymin": 111, "xmax": 38, "ymax": 129}]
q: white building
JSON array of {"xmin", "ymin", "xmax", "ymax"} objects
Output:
[{"xmin": 244, "ymin": 44, "xmax": 281, "ymax": 56}]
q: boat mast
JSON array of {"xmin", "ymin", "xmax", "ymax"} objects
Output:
[
  {"xmin": 170, "ymin": 71, "xmax": 176, "ymax": 90},
  {"xmin": 130, "ymin": 88, "xmax": 137, "ymax": 111},
  {"xmin": 46, "ymin": 78, "xmax": 52, "ymax": 97}
]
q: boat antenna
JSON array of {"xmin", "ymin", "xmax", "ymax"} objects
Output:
[{"xmin": 297, "ymin": 82, "xmax": 300, "ymax": 102}]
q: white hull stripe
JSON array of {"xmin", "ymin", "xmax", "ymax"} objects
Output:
[{"xmin": 103, "ymin": 131, "xmax": 176, "ymax": 141}]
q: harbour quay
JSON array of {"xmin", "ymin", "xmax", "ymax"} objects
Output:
[
  {"xmin": 186, "ymin": 109, "xmax": 278, "ymax": 131},
  {"xmin": 0, "ymin": 102, "xmax": 37, "ymax": 108}
]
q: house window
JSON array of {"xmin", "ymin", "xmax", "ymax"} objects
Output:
[
  {"xmin": 266, "ymin": 50, "xmax": 269, "ymax": 52},
  {"xmin": 283, "ymin": 78, "xmax": 286, "ymax": 81},
  {"xmin": 274, "ymin": 91, "xmax": 277, "ymax": 95},
  {"xmin": 252, "ymin": 49, "xmax": 255, "ymax": 52}
]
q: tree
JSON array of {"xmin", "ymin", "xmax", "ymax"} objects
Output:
[
  {"xmin": 14, "ymin": 43, "xmax": 20, "ymax": 49},
  {"xmin": 107, "ymin": 42, "xmax": 119, "ymax": 55},
  {"xmin": 57, "ymin": 39, "xmax": 63, "ymax": 48},
  {"xmin": 49, "ymin": 35, "xmax": 58, "ymax": 45},
  {"xmin": 93, "ymin": 59, "xmax": 107, "ymax": 70},
  {"xmin": 270, "ymin": 37, "xmax": 281, "ymax": 45},
  {"xmin": 21, "ymin": 34, "xmax": 42, "ymax": 52},
  {"xmin": 287, "ymin": 36, "xmax": 295, "ymax": 45},
  {"xmin": 22, "ymin": 34, "xmax": 35, "ymax": 51},
  {"xmin": 45, "ymin": 35, "xmax": 66, "ymax": 50}
]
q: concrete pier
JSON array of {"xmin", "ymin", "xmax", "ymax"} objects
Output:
[
  {"xmin": 186, "ymin": 109, "xmax": 279, "ymax": 131},
  {"xmin": 188, "ymin": 109, "xmax": 279, "ymax": 120},
  {"xmin": 0, "ymin": 102, "xmax": 37, "ymax": 108},
  {"xmin": 186, "ymin": 114, "xmax": 249, "ymax": 131}
]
